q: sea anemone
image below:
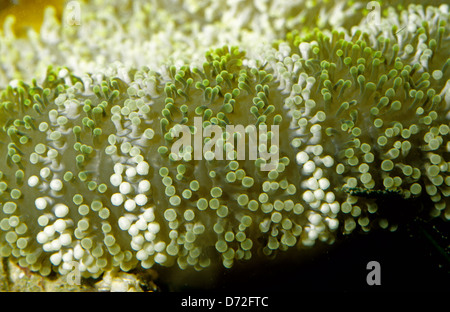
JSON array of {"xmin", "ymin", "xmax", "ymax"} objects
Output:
[{"xmin": 0, "ymin": 0, "xmax": 448, "ymax": 289}]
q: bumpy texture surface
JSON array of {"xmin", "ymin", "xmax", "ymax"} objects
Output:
[{"xmin": 0, "ymin": 0, "xmax": 449, "ymax": 280}]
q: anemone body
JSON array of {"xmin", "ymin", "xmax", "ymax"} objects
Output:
[{"xmin": 0, "ymin": 0, "xmax": 449, "ymax": 279}]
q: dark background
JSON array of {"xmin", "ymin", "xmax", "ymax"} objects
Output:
[{"xmin": 156, "ymin": 215, "xmax": 449, "ymax": 292}]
